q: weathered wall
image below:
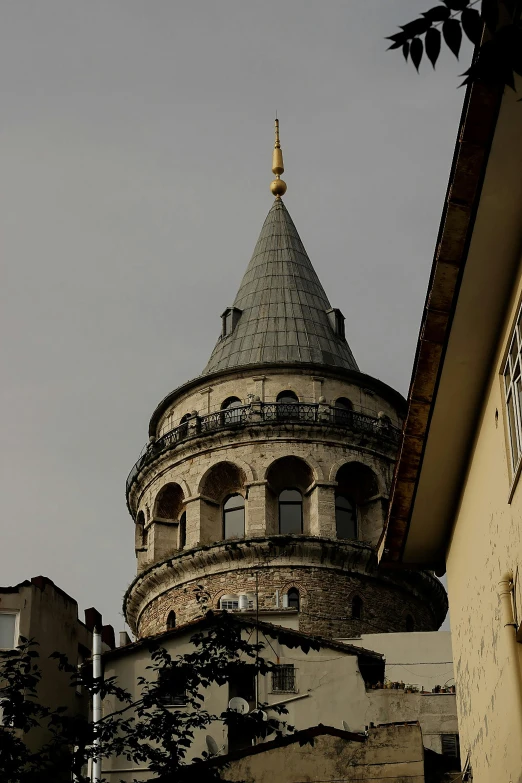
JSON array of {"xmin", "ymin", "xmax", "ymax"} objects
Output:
[
  {"xmin": 0, "ymin": 578, "xmax": 93, "ymax": 757},
  {"xmin": 101, "ymin": 626, "xmax": 372, "ymax": 780},
  {"xmin": 135, "ymin": 558, "xmax": 439, "ymax": 639},
  {"xmin": 221, "ymin": 726, "xmax": 425, "ymax": 783},
  {"xmin": 446, "ymin": 256, "xmax": 522, "ymax": 780},
  {"xmin": 155, "ymin": 367, "xmax": 403, "ymax": 437}
]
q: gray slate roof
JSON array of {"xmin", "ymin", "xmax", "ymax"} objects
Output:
[{"xmin": 203, "ymin": 199, "xmax": 359, "ymax": 374}]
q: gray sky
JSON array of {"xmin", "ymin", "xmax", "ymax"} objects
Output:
[{"xmin": 1, "ymin": 1, "xmax": 466, "ymax": 633}]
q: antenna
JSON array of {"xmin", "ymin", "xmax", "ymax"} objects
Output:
[
  {"xmin": 206, "ymin": 735, "xmax": 220, "ymax": 756},
  {"xmin": 228, "ymin": 696, "xmax": 249, "ymax": 714}
]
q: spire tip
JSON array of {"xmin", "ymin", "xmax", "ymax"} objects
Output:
[{"xmin": 271, "ymin": 118, "xmax": 287, "ymax": 198}]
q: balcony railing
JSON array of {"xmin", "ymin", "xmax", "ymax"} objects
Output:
[{"xmin": 126, "ymin": 402, "xmax": 401, "ymax": 498}]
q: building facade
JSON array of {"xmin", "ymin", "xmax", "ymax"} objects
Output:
[
  {"xmin": 123, "ymin": 124, "xmax": 447, "ymax": 644},
  {"xmin": 381, "ymin": 70, "xmax": 522, "ymax": 780}
]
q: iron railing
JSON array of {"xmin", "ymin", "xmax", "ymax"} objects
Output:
[{"xmin": 126, "ymin": 402, "xmax": 401, "ymax": 497}]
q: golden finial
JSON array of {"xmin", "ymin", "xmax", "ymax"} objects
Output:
[{"xmin": 270, "ymin": 118, "xmax": 287, "ymax": 198}]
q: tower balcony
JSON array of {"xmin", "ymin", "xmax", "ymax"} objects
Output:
[{"xmin": 126, "ymin": 401, "xmax": 402, "ymax": 504}]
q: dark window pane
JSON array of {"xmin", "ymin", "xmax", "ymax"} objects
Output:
[
  {"xmin": 508, "ymin": 393, "xmax": 519, "ymax": 467},
  {"xmin": 276, "ymin": 391, "xmax": 298, "ymax": 403},
  {"xmin": 287, "ymin": 589, "xmax": 300, "ymax": 610},
  {"xmin": 224, "ymin": 494, "xmax": 244, "ymax": 511},
  {"xmin": 352, "ymin": 596, "xmax": 362, "ymax": 620},
  {"xmin": 280, "ymin": 489, "xmax": 302, "ymax": 502},
  {"xmin": 280, "ymin": 503, "xmax": 302, "ymax": 534},
  {"xmin": 224, "ymin": 508, "xmax": 245, "ymax": 539},
  {"xmin": 336, "ymin": 496, "xmax": 356, "ymax": 539}
]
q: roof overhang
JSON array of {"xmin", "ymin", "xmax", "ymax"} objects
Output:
[{"xmin": 381, "ymin": 78, "xmax": 522, "ymax": 568}]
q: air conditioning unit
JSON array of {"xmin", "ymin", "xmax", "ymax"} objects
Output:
[{"xmin": 238, "ymin": 594, "xmax": 249, "ymax": 611}]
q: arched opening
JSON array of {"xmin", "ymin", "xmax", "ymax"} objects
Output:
[
  {"xmin": 179, "ymin": 512, "xmax": 186, "ymax": 550},
  {"xmin": 334, "ymin": 397, "xmax": 353, "ymax": 425},
  {"xmin": 279, "ymin": 489, "xmax": 303, "ymax": 534},
  {"xmin": 266, "ymin": 456, "xmax": 314, "ymax": 535},
  {"xmin": 335, "ymin": 462, "xmax": 380, "ymax": 543},
  {"xmin": 179, "ymin": 412, "xmax": 192, "ymax": 438},
  {"xmin": 135, "ymin": 510, "xmax": 146, "ymax": 550},
  {"xmin": 335, "ymin": 495, "xmax": 357, "ymax": 540},
  {"xmin": 287, "ymin": 588, "xmax": 300, "ymax": 610},
  {"xmin": 223, "ymin": 494, "xmax": 245, "ymax": 539},
  {"xmin": 221, "ymin": 396, "xmax": 243, "ymax": 425},
  {"xmin": 199, "ymin": 462, "xmax": 247, "ymax": 543},
  {"xmin": 351, "ymin": 595, "xmax": 363, "ymax": 620},
  {"xmin": 276, "ymin": 390, "xmax": 300, "ymax": 420},
  {"xmin": 405, "ymin": 614, "xmax": 415, "ymax": 632},
  {"xmin": 167, "ymin": 611, "xmax": 176, "ymax": 630},
  {"xmin": 154, "ymin": 483, "xmax": 185, "ymax": 523}
]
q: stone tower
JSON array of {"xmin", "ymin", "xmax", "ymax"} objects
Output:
[{"xmin": 124, "ymin": 123, "xmax": 447, "ymax": 640}]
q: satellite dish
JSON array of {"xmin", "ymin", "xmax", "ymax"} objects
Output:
[
  {"xmin": 251, "ymin": 708, "xmax": 268, "ymax": 721},
  {"xmin": 228, "ymin": 697, "xmax": 249, "ymax": 714},
  {"xmin": 206, "ymin": 735, "xmax": 220, "ymax": 756},
  {"xmin": 342, "ymin": 720, "xmax": 350, "ymax": 731}
]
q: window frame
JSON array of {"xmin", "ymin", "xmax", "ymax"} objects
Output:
[
  {"xmin": 157, "ymin": 667, "xmax": 188, "ymax": 707},
  {"xmin": 335, "ymin": 494, "xmax": 357, "ymax": 540},
  {"xmin": 271, "ymin": 664, "xmax": 297, "ymax": 693},
  {"xmin": 503, "ymin": 305, "xmax": 522, "ymax": 495},
  {"xmin": 287, "ymin": 588, "xmax": 300, "ymax": 610},
  {"xmin": 0, "ymin": 611, "xmax": 19, "ymax": 651},
  {"xmin": 223, "ymin": 494, "xmax": 245, "ymax": 540},
  {"xmin": 278, "ymin": 488, "xmax": 303, "ymax": 534}
]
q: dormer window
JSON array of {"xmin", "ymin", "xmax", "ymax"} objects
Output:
[
  {"xmin": 221, "ymin": 307, "xmax": 242, "ymax": 338},
  {"xmin": 326, "ymin": 308, "xmax": 346, "ymax": 340}
]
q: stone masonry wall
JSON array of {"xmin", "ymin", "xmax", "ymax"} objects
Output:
[{"xmin": 136, "ymin": 564, "xmax": 437, "ymax": 639}]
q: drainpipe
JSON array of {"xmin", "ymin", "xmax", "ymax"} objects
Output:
[
  {"xmin": 498, "ymin": 573, "xmax": 522, "ymax": 747},
  {"xmin": 92, "ymin": 628, "xmax": 102, "ymax": 783}
]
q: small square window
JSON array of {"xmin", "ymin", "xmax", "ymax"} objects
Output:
[
  {"xmin": 0, "ymin": 613, "xmax": 18, "ymax": 650},
  {"xmin": 271, "ymin": 665, "xmax": 296, "ymax": 693},
  {"xmin": 441, "ymin": 733, "xmax": 460, "ymax": 760}
]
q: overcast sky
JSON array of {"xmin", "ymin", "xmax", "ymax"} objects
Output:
[{"xmin": 1, "ymin": 2, "xmax": 467, "ymax": 634}]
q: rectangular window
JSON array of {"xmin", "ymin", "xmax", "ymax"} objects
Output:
[
  {"xmin": 441, "ymin": 733, "xmax": 460, "ymax": 760},
  {"xmin": 503, "ymin": 319, "xmax": 522, "ymax": 476},
  {"xmin": 0, "ymin": 613, "xmax": 18, "ymax": 650},
  {"xmin": 271, "ymin": 664, "xmax": 297, "ymax": 693},
  {"xmin": 157, "ymin": 667, "xmax": 187, "ymax": 706}
]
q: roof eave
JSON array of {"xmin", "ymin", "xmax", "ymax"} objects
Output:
[{"xmin": 380, "ymin": 77, "xmax": 505, "ymax": 567}]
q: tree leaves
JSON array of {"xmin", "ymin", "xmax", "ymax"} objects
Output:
[
  {"xmin": 443, "ymin": 18, "xmax": 463, "ymax": 58},
  {"xmin": 410, "ymin": 37, "xmax": 424, "ymax": 71},
  {"xmin": 461, "ymin": 8, "xmax": 483, "ymax": 45},
  {"xmin": 425, "ymin": 28, "xmax": 442, "ymax": 68},
  {"xmin": 386, "ymin": 0, "xmax": 522, "ymax": 92}
]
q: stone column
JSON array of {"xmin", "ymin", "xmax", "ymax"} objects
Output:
[
  {"xmin": 245, "ymin": 481, "xmax": 267, "ymax": 537},
  {"xmin": 308, "ymin": 482, "xmax": 337, "ymax": 537}
]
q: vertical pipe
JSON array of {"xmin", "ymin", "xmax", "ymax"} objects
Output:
[
  {"xmin": 92, "ymin": 629, "xmax": 102, "ymax": 783},
  {"xmin": 498, "ymin": 573, "xmax": 522, "ymax": 752}
]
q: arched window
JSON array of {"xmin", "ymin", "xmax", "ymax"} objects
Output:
[
  {"xmin": 335, "ymin": 495, "xmax": 357, "ymax": 540},
  {"xmin": 276, "ymin": 390, "xmax": 299, "ymax": 420},
  {"xmin": 405, "ymin": 614, "xmax": 415, "ymax": 632},
  {"xmin": 167, "ymin": 611, "xmax": 176, "ymax": 630},
  {"xmin": 223, "ymin": 494, "xmax": 245, "ymax": 539},
  {"xmin": 279, "ymin": 489, "xmax": 303, "ymax": 534},
  {"xmin": 179, "ymin": 512, "xmax": 186, "ymax": 550},
  {"xmin": 334, "ymin": 397, "xmax": 353, "ymax": 425},
  {"xmin": 352, "ymin": 595, "xmax": 363, "ymax": 620},
  {"xmin": 221, "ymin": 397, "xmax": 243, "ymax": 425},
  {"xmin": 287, "ymin": 588, "xmax": 300, "ymax": 610}
]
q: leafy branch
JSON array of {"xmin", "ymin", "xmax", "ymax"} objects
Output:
[{"xmin": 387, "ymin": 0, "xmax": 522, "ymax": 89}]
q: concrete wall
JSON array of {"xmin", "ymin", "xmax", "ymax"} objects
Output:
[
  {"xmin": 0, "ymin": 577, "xmax": 94, "ymax": 755},
  {"xmin": 221, "ymin": 725, "xmax": 425, "ymax": 783},
  {"xmin": 445, "ymin": 253, "xmax": 522, "ymax": 780}
]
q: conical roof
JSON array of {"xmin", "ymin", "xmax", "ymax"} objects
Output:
[{"xmin": 202, "ymin": 198, "xmax": 358, "ymax": 375}]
